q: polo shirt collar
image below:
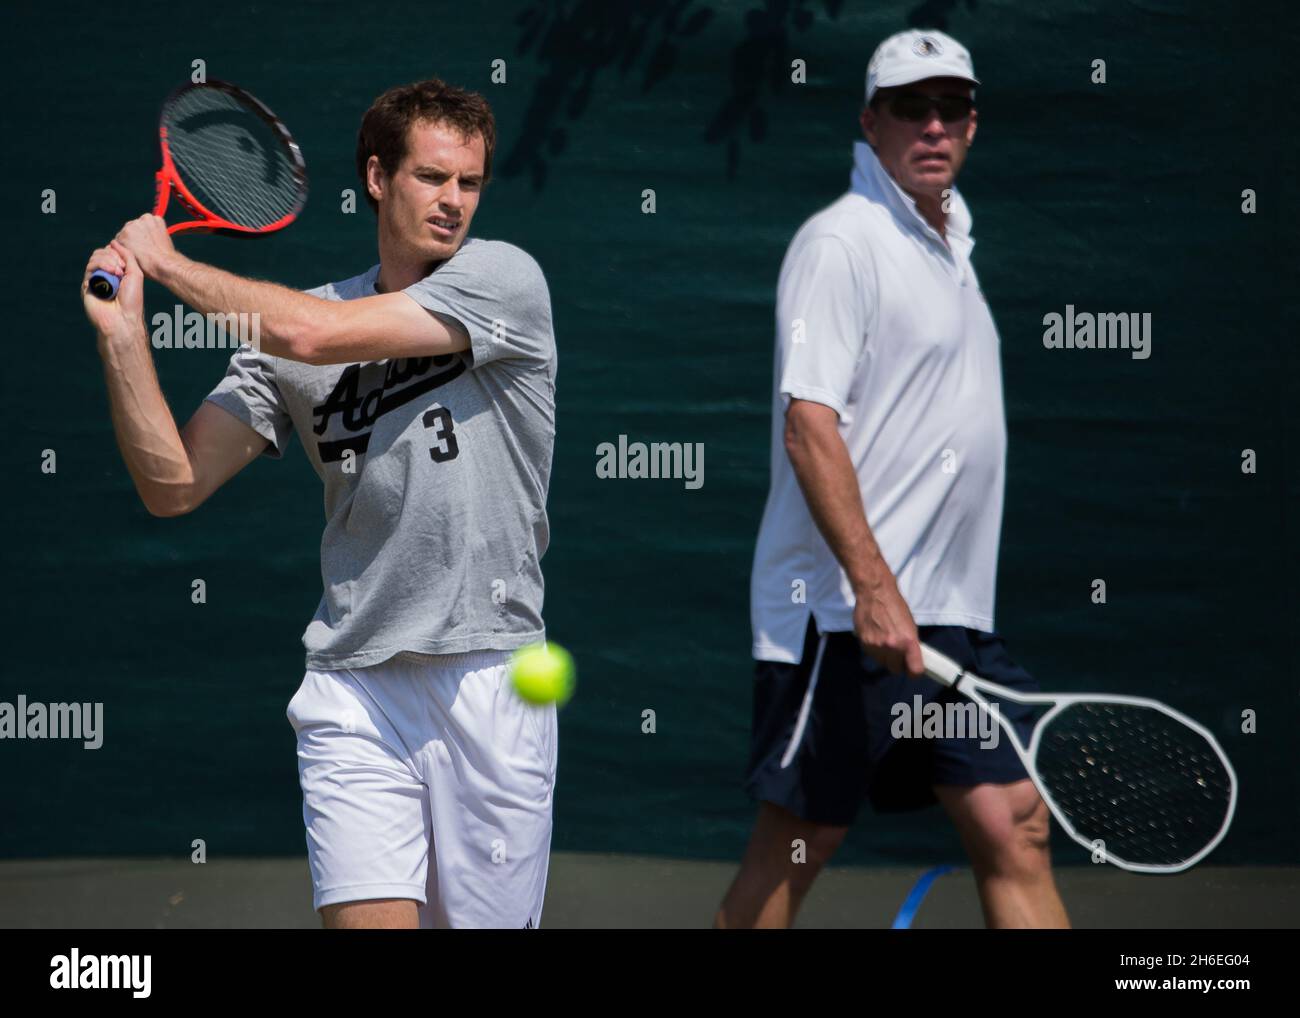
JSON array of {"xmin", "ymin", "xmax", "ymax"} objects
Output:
[{"xmin": 849, "ymin": 140, "xmax": 974, "ymax": 258}]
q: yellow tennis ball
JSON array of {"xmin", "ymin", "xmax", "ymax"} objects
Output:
[{"xmin": 510, "ymin": 642, "xmax": 576, "ymax": 706}]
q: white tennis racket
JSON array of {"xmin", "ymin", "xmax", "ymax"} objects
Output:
[{"xmin": 921, "ymin": 643, "xmax": 1238, "ymax": 874}]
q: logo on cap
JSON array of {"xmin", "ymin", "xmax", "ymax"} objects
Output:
[{"xmin": 913, "ymin": 36, "xmax": 944, "ymax": 57}]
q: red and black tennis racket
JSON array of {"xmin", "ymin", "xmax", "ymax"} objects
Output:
[{"xmin": 88, "ymin": 79, "xmax": 308, "ymax": 300}]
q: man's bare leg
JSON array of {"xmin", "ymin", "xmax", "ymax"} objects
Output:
[
  {"xmin": 715, "ymin": 801, "xmax": 848, "ymax": 928},
  {"xmin": 935, "ymin": 780, "xmax": 1069, "ymax": 928},
  {"xmin": 321, "ymin": 897, "xmax": 420, "ymax": 929}
]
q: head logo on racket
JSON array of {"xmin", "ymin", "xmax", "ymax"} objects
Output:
[{"xmin": 88, "ymin": 80, "xmax": 308, "ymax": 301}]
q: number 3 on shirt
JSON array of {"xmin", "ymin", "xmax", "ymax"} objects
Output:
[{"xmin": 422, "ymin": 406, "xmax": 460, "ymax": 463}]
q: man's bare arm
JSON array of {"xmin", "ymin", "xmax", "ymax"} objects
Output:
[
  {"xmin": 85, "ymin": 243, "xmax": 270, "ymax": 517},
  {"xmin": 112, "ymin": 212, "xmax": 468, "ymax": 365},
  {"xmin": 96, "ymin": 321, "xmax": 271, "ymax": 517},
  {"xmin": 153, "ymin": 253, "xmax": 470, "ymax": 365},
  {"xmin": 783, "ymin": 397, "xmax": 923, "ymax": 676}
]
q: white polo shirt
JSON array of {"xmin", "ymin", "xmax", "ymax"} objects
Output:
[{"xmin": 750, "ymin": 140, "xmax": 1007, "ymax": 664}]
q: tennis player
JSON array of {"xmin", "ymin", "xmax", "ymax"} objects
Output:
[
  {"xmin": 82, "ymin": 79, "xmax": 557, "ymax": 929},
  {"xmin": 717, "ymin": 30, "xmax": 1070, "ymax": 929}
]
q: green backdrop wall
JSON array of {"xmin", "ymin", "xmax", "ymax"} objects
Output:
[{"xmin": 3, "ymin": 0, "xmax": 1295, "ymax": 866}]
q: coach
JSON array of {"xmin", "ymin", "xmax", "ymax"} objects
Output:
[{"xmin": 718, "ymin": 30, "xmax": 1070, "ymax": 930}]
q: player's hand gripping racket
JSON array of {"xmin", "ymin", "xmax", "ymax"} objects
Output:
[
  {"xmin": 920, "ymin": 644, "xmax": 1237, "ymax": 874},
  {"xmin": 88, "ymin": 80, "xmax": 307, "ymax": 300}
]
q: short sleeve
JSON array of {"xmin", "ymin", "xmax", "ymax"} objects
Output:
[
  {"xmin": 403, "ymin": 240, "xmax": 554, "ymax": 368},
  {"xmin": 775, "ymin": 236, "xmax": 871, "ymax": 421},
  {"xmin": 204, "ymin": 345, "xmax": 294, "ymax": 459}
]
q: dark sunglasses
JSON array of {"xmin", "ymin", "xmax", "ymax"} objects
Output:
[{"xmin": 886, "ymin": 93, "xmax": 975, "ymax": 123}]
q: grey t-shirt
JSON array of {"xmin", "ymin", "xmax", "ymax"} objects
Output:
[{"xmin": 205, "ymin": 237, "xmax": 556, "ymax": 669}]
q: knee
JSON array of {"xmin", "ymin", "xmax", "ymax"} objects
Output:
[
  {"xmin": 1012, "ymin": 798, "xmax": 1051, "ymax": 857},
  {"xmin": 987, "ymin": 798, "xmax": 1052, "ymax": 874}
]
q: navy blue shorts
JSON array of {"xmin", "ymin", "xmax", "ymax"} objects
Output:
[{"xmin": 744, "ymin": 617, "xmax": 1041, "ymax": 825}]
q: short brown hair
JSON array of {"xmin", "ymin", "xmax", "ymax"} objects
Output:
[{"xmin": 355, "ymin": 78, "xmax": 496, "ymax": 213}]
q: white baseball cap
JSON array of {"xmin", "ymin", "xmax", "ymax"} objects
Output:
[{"xmin": 865, "ymin": 29, "xmax": 979, "ymax": 104}]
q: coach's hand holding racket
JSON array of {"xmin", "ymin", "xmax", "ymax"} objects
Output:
[{"xmin": 852, "ymin": 570, "xmax": 925, "ymax": 678}]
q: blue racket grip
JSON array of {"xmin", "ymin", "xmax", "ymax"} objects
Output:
[{"xmin": 88, "ymin": 269, "xmax": 121, "ymax": 300}]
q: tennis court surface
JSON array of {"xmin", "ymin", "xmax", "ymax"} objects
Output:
[{"xmin": 1, "ymin": 856, "xmax": 1294, "ymax": 928}]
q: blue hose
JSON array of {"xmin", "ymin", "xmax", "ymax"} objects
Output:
[{"xmin": 890, "ymin": 864, "xmax": 955, "ymax": 929}]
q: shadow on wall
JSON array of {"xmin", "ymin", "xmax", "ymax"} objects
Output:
[{"xmin": 502, "ymin": 0, "xmax": 979, "ymax": 187}]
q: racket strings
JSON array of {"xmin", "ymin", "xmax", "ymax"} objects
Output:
[
  {"xmin": 164, "ymin": 87, "xmax": 304, "ymax": 229},
  {"xmin": 1034, "ymin": 702, "xmax": 1232, "ymax": 868}
]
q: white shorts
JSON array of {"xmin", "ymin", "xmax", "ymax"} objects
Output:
[{"xmin": 286, "ymin": 649, "xmax": 557, "ymax": 928}]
